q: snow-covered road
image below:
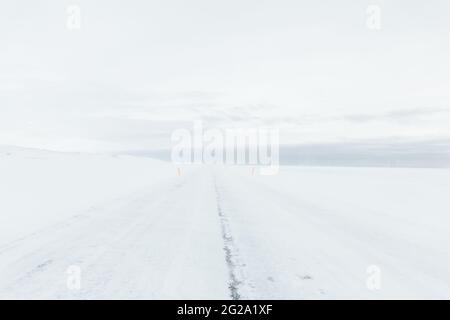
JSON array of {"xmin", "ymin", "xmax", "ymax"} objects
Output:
[
  {"xmin": 1, "ymin": 150, "xmax": 450, "ymax": 299},
  {"xmin": 0, "ymin": 168, "xmax": 231, "ymax": 299},
  {"xmin": 214, "ymin": 167, "xmax": 450, "ymax": 299}
]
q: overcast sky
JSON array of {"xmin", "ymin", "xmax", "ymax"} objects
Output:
[{"xmin": 1, "ymin": 0, "xmax": 450, "ymax": 152}]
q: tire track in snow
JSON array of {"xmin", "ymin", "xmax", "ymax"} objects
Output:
[{"xmin": 214, "ymin": 177, "xmax": 245, "ymax": 300}]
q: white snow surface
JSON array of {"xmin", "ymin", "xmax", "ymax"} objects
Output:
[{"xmin": 0, "ymin": 146, "xmax": 449, "ymax": 299}]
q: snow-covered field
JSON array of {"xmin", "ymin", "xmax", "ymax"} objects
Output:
[{"xmin": 0, "ymin": 146, "xmax": 449, "ymax": 299}]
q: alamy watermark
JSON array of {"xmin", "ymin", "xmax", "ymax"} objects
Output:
[
  {"xmin": 171, "ymin": 121, "xmax": 279, "ymax": 175},
  {"xmin": 66, "ymin": 5, "xmax": 81, "ymax": 30},
  {"xmin": 366, "ymin": 5, "xmax": 382, "ymax": 30},
  {"xmin": 66, "ymin": 265, "xmax": 82, "ymax": 291},
  {"xmin": 366, "ymin": 265, "xmax": 381, "ymax": 291}
]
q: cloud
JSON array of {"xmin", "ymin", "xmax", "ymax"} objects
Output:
[{"xmin": 341, "ymin": 107, "xmax": 450, "ymax": 123}]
